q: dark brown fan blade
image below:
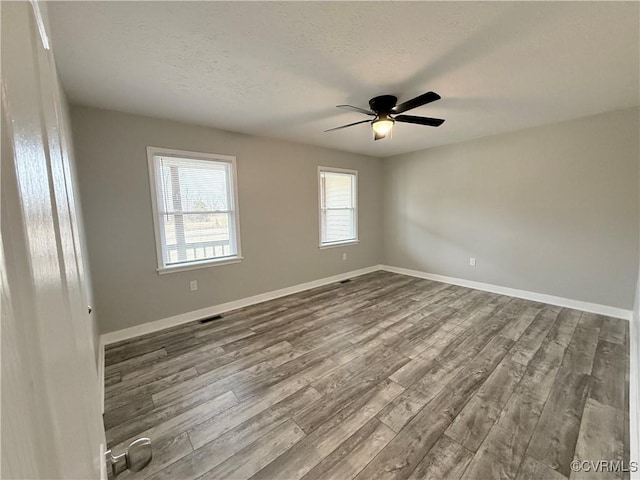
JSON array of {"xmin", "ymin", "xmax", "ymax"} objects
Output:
[
  {"xmin": 324, "ymin": 119, "xmax": 371, "ymax": 132},
  {"xmin": 374, "ymin": 131, "xmax": 386, "ymax": 141},
  {"xmin": 394, "ymin": 115, "xmax": 445, "ymax": 127},
  {"xmin": 392, "ymin": 92, "xmax": 441, "ymax": 114},
  {"xmin": 337, "ymin": 105, "xmax": 376, "ymax": 116}
]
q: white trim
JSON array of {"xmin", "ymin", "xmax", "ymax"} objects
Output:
[
  {"xmin": 379, "ymin": 264, "xmax": 632, "ymax": 320},
  {"xmin": 146, "ymin": 146, "xmax": 236, "ymax": 164},
  {"xmin": 631, "ymin": 294, "xmax": 640, "ymax": 479},
  {"xmin": 157, "ymin": 256, "xmax": 243, "ymax": 274},
  {"xmin": 319, "ymin": 240, "xmax": 360, "ymax": 250},
  {"xmin": 318, "ymin": 166, "xmax": 358, "ymax": 248},
  {"xmin": 147, "ymin": 151, "xmax": 166, "ymax": 270},
  {"xmin": 146, "ymin": 146, "xmax": 242, "ymax": 272},
  {"xmin": 100, "ymin": 442, "xmax": 107, "ymax": 480},
  {"xmin": 29, "ymin": 1, "xmax": 50, "ymax": 50},
  {"xmin": 101, "ymin": 265, "xmax": 381, "ymax": 345},
  {"xmin": 630, "ymin": 332, "xmax": 639, "ymax": 479},
  {"xmin": 98, "ymin": 339, "xmax": 105, "ymax": 414}
]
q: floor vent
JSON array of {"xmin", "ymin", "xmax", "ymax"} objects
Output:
[
  {"xmin": 340, "ymin": 279, "xmax": 352, "ymax": 284},
  {"xmin": 199, "ymin": 314, "xmax": 222, "ymax": 324}
]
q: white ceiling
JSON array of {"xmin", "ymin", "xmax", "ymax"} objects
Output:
[{"xmin": 48, "ymin": 2, "xmax": 639, "ymax": 158}]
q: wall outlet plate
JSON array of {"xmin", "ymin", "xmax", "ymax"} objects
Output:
[
  {"xmin": 469, "ymin": 257, "xmax": 477, "ymax": 267},
  {"xmin": 190, "ymin": 280, "xmax": 198, "ymax": 291}
]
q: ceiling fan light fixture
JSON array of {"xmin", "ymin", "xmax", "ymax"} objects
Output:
[
  {"xmin": 372, "ymin": 116, "xmax": 394, "ymax": 136},
  {"xmin": 325, "ymin": 92, "xmax": 443, "ymax": 140}
]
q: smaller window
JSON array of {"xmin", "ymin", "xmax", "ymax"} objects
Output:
[
  {"xmin": 319, "ymin": 167, "xmax": 358, "ymax": 247},
  {"xmin": 147, "ymin": 147, "xmax": 242, "ymax": 273}
]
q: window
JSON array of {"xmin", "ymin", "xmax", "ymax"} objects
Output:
[
  {"xmin": 319, "ymin": 167, "xmax": 358, "ymax": 247},
  {"xmin": 147, "ymin": 147, "xmax": 241, "ymax": 272}
]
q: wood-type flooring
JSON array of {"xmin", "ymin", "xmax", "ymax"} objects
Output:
[{"xmin": 104, "ymin": 271, "xmax": 630, "ymax": 480}]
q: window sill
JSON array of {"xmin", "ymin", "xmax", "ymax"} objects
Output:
[
  {"xmin": 319, "ymin": 240, "xmax": 359, "ymax": 250},
  {"xmin": 157, "ymin": 256, "xmax": 243, "ymax": 274}
]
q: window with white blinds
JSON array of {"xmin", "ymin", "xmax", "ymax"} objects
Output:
[
  {"xmin": 147, "ymin": 147, "xmax": 241, "ymax": 272},
  {"xmin": 319, "ymin": 167, "xmax": 358, "ymax": 247}
]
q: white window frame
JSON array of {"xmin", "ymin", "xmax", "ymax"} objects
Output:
[
  {"xmin": 147, "ymin": 146, "xmax": 242, "ymax": 274},
  {"xmin": 318, "ymin": 166, "xmax": 359, "ymax": 248}
]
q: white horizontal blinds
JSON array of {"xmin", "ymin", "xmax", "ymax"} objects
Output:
[
  {"xmin": 320, "ymin": 170, "xmax": 356, "ymax": 244},
  {"xmin": 155, "ymin": 155, "xmax": 237, "ymax": 266}
]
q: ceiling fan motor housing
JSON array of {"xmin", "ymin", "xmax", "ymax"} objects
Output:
[{"xmin": 369, "ymin": 95, "xmax": 398, "ymax": 114}]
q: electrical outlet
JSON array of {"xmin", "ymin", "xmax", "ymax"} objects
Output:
[
  {"xmin": 190, "ymin": 280, "xmax": 198, "ymax": 291},
  {"xmin": 342, "ymin": 252, "xmax": 347, "ymax": 261},
  {"xmin": 469, "ymin": 257, "xmax": 477, "ymax": 267}
]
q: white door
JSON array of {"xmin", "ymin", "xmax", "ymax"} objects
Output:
[{"xmin": 1, "ymin": 1, "xmax": 106, "ymax": 478}]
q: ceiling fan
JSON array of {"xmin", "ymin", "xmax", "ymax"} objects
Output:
[{"xmin": 325, "ymin": 91, "xmax": 445, "ymax": 140}]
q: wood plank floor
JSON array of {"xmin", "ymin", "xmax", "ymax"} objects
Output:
[{"xmin": 104, "ymin": 271, "xmax": 630, "ymax": 480}]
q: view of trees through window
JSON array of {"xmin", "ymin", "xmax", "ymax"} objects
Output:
[{"xmin": 155, "ymin": 155, "xmax": 237, "ymax": 265}]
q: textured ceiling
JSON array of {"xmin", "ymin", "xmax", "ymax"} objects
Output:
[{"xmin": 48, "ymin": 2, "xmax": 639, "ymax": 158}]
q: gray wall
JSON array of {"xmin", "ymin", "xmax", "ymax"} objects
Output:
[
  {"xmin": 71, "ymin": 107, "xmax": 383, "ymax": 333},
  {"xmin": 74, "ymin": 105, "xmax": 639, "ymax": 334},
  {"xmin": 383, "ymin": 108, "xmax": 639, "ymax": 309}
]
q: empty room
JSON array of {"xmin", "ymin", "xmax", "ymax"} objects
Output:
[{"xmin": 2, "ymin": 1, "xmax": 639, "ymax": 479}]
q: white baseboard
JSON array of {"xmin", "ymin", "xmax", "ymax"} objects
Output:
[
  {"xmin": 379, "ymin": 265, "xmax": 632, "ymax": 320},
  {"xmin": 101, "ymin": 265, "xmax": 382, "ymax": 345},
  {"xmin": 101, "ymin": 263, "xmax": 632, "ymax": 347}
]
